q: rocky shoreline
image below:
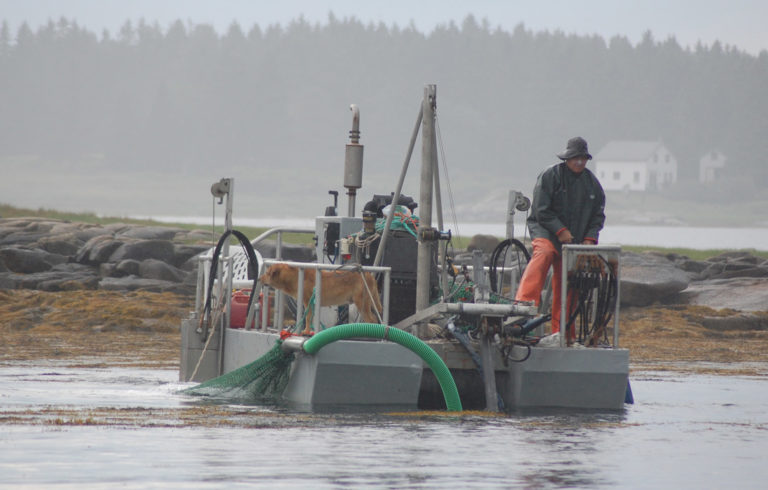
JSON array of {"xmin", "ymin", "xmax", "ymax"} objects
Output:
[
  {"xmin": 2, "ymin": 217, "xmax": 768, "ymax": 314},
  {"xmin": 0, "ymin": 218, "xmax": 768, "ymax": 312},
  {"xmin": 0, "ymin": 217, "xmax": 312, "ymax": 295},
  {"xmin": 1, "ymin": 217, "xmax": 767, "ymax": 374}
]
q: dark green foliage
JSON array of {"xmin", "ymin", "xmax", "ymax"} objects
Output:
[{"xmin": 1, "ymin": 16, "xmax": 765, "ymax": 195}]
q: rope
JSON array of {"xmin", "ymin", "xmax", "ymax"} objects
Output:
[
  {"xmin": 435, "ymin": 113, "xmax": 461, "ymax": 239},
  {"xmin": 334, "ymin": 262, "xmax": 384, "ymax": 325},
  {"xmin": 188, "ymin": 301, "xmax": 225, "ymax": 381}
]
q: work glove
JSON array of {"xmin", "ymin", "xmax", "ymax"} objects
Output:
[{"xmin": 556, "ymin": 228, "xmax": 573, "ymax": 244}]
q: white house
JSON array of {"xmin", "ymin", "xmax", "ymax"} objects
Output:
[
  {"xmin": 593, "ymin": 140, "xmax": 678, "ymax": 191},
  {"xmin": 699, "ymin": 150, "xmax": 727, "ymax": 183}
]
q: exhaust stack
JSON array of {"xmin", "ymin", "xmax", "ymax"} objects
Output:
[{"xmin": 343, "ymin": 104, "xmax": 364, "ymax": 217}]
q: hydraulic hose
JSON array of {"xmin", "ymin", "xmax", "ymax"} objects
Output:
[
  {"xmin": 203, "ymin": 229, "xmax": 260, "ymax": 324},
  {"xmin": 302, "ymin": 323, "xmax": 463, "ymax": 412}
]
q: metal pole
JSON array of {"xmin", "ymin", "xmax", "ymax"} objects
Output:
[
  {"xmin": 480, "ymin": 326, "xmax": 500, "ymax": 411},
  {"xmin": 275, "ymin": 231, "xmax": 284, "ymax": 329},
  {"xmin": 506, "ymin": 190, "xmax": 518, "ymax": 240},
  {"xmin": 382, "ymin": 270, "xmax": 391, "ymax": 325},
  {"xmin": 416, "ymin": 84, "xmax": 436, "ymax": 314},
  {"xmin": 561, "ymin": 247, "xmax": 569, "ymax": 347},
  {"xmin": 219, "ymin": 178, "xmax": 234, "ymax": 376},
  {"xmin": 372, "ymin": 105, "xmax": 423, "ymax": 268},
  {"xmin": 614, "ymin": 250, "xmax": 621, "ymax": 348}
]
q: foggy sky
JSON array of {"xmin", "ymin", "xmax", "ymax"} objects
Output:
[{"xmin": 1, "ymin": 0, "xmax": 767, "ymax": 226}]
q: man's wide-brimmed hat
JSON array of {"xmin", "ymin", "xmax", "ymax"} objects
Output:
[{"xmin": 557, "ymin": 136, "xmax": 592, "ymax": 160}]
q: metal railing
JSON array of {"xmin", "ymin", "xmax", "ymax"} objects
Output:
[
  {"xmin": 194, "ymin": 227, "xmax": 391, "ymax": 332},
  {"xmin": 258, "ymin": 260, "xmax": 392, "ymax": 332},
  {"xmin": 194, "ymin": 227, "xmax": 315, "ymax": 328}
]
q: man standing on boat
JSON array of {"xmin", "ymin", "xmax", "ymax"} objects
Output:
[{"xmin": 515, "ymin": 136, "xmax": 605, "ymax": 338}]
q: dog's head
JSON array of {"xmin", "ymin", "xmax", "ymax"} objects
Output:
[{"xmin": 259, "ymin": 263, "xmax": 290, "ymax": 288}]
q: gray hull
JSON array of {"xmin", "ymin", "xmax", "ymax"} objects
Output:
[
  {"xmin": 181, "ymin": 319, "xmax": 423, "ymax": 410},
  {"xmin": 181, "ymin": 319, "xmax": 629, "ymax": 411}
]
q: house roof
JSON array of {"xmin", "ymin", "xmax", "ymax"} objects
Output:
[{"xmin": 594, "ymin": 140, "xmax": 663, "ymax": 162}]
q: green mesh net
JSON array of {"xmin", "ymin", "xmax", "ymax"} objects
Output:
[
  {"xmin": 181, "ymin": 341, "xmax": 296, "ymax": 401},
  {"xmin": 375, "ymin": 213, "xmax": 419, "ymax": 237}
]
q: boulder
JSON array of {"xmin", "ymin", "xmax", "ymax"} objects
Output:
[
  {"xmin": 99, "ymin": 262, "xmax": 117, "ymax": 277},
  {"xmin": 171, "ymin": 244, "xmax": 209, "ymax": 268},
  {"xmin": 679, "ymin": 278, "xmax": 768, "ymax": 312},
  {"xmin": 114, "ymin": 259, "xmax": 141, "ymax": 277},
  {"xmin": 699, "ymin": 313, "xmax": 768, "ymax": 331},
  {"xmin": 138, "ymin": 259, "xmax": 187, "ymax": 282},
  {"xmin": 619, "ymin": 251, "xmax": 690, "ymax": 306},
  {"xmin": 0, "ymin": 231, "xmax": 51, "ymax": 246},
  {"xmin": 37, "ymin": 233, "xmax": 84, "ymax": 256},
  {"xmin": 108, "ymin": 239, "xmax": 176, "ymax": 263},
  {"xmin": 707, "ymin": 251, "xmax": 761, "ymax": 264},
  {"xmin": 117, "ymin": 226, "xmax": 180, "ymax": 241},
  {"xmin": 75, "ymin": 235, "xmax": 125, "ymax": 265},
  {"xmin": 467, "ymin": 234, "xmax": 501, "ymax": 254},
  {"xmin": 0, "ymin": 263, "xmax": 99, "ymax": 291},
  {"xmin": 72, "ymin": 226, "xmax": 113, "ymax": 242},
  {"xmin": 0, "ymin": 247, "xmax": 68, "ymax": 273},
  {"xmin": 674, "ymin": 258, "xmax": 710, "ymax": 279}
]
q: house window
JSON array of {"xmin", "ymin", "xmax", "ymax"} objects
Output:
[
  {"xmin": 633, "ymin": 171, "xmax": 640, "ymax": 183},
  {"xmin": 665, "ymin": 154, "xmax": 670, "ymax": 163},
  {"xmin": 653, "ymin": 154, "xmax": 658, "ymax": 163},
  {"xmin": 613, "ymin": 171, "xmax": 620, "ymax": 180}
]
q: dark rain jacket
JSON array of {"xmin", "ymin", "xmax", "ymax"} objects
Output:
[{"xmin": 526, "ymin": 162, "xmax": 606, "ymax": 252}]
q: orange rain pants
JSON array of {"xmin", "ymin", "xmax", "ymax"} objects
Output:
[{"xmin": 515, "ymin": 238, "xmax": 576, "ymax": 338}]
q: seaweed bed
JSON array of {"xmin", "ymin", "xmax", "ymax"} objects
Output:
[{"xmin": 1, "ymin": 289, "xmax": 767, "ymax": 376}]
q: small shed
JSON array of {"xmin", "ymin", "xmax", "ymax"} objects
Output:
[{"xmin": 699, "ymin": 150, "xmax": 727, "ymax": 183}]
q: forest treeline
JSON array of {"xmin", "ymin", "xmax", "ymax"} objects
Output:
[{"xmin": 1, "ymin": 14, "xmax": 767, "ymax": 200}]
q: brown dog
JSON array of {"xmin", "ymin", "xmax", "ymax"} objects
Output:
[{"xmin": 260, "ymin": 263, "xmax": 383, "ymax": 334}]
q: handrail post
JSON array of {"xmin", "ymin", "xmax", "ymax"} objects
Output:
[
  {"xmin": 314, "ymin": 269, "xmax": 322, "ymax": 331},
  {"xmin": 296, "ymin": 268, "xmax": 305, "ymax": 331}
]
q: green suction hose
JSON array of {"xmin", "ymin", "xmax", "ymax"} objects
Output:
[{"xmin": 302, "ymin": 323, "xmax": 463, "ymax": 412}]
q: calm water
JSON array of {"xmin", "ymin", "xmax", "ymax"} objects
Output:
[{"xmin": 1, "ymin": 363, "xmax": 767, "ymax": 488}]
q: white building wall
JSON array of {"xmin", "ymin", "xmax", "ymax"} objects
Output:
[
  {"xmin": 596, "ymin": 161, "xmax": 648, "ymax": 191},
  {"xmin": 647, "ymin": 147, "xmax": 677, "ymax": 190},
  {"xmin": 699, "ymin": 151, "xmax": 726, "ymax": 183}
]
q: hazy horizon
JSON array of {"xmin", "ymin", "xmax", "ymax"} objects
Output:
[{"xmin": 1, "ymin": 1, "xmax": 767, "ymax": 226}]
